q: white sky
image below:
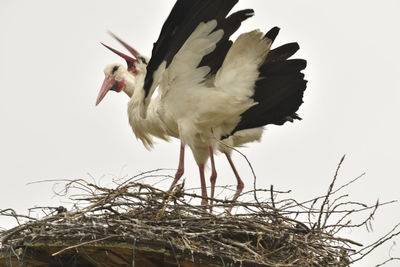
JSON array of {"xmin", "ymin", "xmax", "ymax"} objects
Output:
[{"xmin": 0, "ymin": 0, "xmax": 399, "ymax": 265}]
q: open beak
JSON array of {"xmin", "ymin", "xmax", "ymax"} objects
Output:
[
  {"xmin": 96, "ymin": 74, "xmax": 116, "ymax": 106},
  {"xmin": 108, "ymin": 32, "xmax": 141, "ymax": 59}
]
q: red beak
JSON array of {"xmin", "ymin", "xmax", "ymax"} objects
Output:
[
  {"xmin": 96, "ymin": 74, "xmax": 116, "ymax": 106},
  {"xmin": 101, "ymin": 43, "xmax": 137, "ymax": 72},
  {"xmin": 108, "ymin": 31, "xmax": 141, "ymax": 58}
]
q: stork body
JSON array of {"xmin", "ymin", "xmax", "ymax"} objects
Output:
[
  {"xmin": 99, "ymin": 57, "xmax": 262, "ymax": 203},
  {"xmin": 97, "ymin": 0, "xmax": 307, "ymax": 206}
]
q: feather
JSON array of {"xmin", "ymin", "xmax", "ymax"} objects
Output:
[
  {"xmin": 144, "ymin": 0, "xmax": 240, "ymax": 99},
  {"xmin": 227, "ymin": 29, "xmax": 307, "ymax": 135},
  {"xmin": 199, "ymin": 9, "xmax": 255, "ymax": 75}
]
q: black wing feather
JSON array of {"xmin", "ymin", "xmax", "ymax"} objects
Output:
[
  {"xmin": 228, "ymin": 29, "xmax": 307, "ymax": 135},
  {"xmin": 144, "ymin": 0, "xmax": 240, "ymax": 98},
  {"xmin": 265, "ymin": 26, "xmax": 280, "ymax": 42},
  {"xmin": 266, "ymin": 43, "xmax": 300, "ymax": 63},
  {"xmin": 199, "ymin": 9, "xmax": 254, "ymax": 75}
]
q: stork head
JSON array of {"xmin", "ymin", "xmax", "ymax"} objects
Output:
[
  {"xmin": 96, "ymin": 34, "xmax": 148, "ymax": 105},
  {"xmin": 96, "ymin": 63, "xmax": 128, "ymax": 106}
]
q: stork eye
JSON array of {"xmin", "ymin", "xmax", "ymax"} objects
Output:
[
  {"xmin": 112, "ymin": 65, "xmax": 119, "ymax": 74},
  {"xmin": 139, "ymin": 57, "xmax": 147, "ymax": 64}
]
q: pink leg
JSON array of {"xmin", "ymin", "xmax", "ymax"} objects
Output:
[
  {"xmin": 198, "ymin": 164, "xmax": 208, "ymax": 205},
  {"xmin": 225, "ymin": 152, "xmax": 244, "ymax": 202},
  {"xmin": 169, "ymin": 141, "xmax": 185, "ymax": 190},
  {"xmin": 209, "ymin": 146, "xmax": 217, "ymax": 205}
]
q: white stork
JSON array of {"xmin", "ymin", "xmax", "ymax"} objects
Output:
[
  {"xmin": 97, "ymin": 33, "xmax": 264, "ymax": 205},
  {"xmin": 96, "ymin": 0, "xmax": 307, "ymax": 206}
]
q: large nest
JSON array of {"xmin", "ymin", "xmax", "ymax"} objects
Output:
[{"xmin": 1, "ymin": 157, "xmax": 399, "ymax": 266}]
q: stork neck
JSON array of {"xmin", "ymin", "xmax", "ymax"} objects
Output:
[
  {"xmin": 122, "ymin": 71, "xmax": 136, "ymax": 97},
  {"xmin": 122, "ymin": 63, "xmax": 147, "ymax": 100},
  {"xmin": 123, "ymin": 85, "xmax": 133, "ymax": 98},
  {"xmin": 131, "ymin": 71, "xmax": 146, "ymax": 102}
]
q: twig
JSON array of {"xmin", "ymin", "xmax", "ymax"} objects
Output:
[
  {"xmin": 316, "ymin": 155, "xmax": 345, "ymax": 229},
  {"xmin": 52, "ymin": 234, "xmax": 123, "ymax": 256}
]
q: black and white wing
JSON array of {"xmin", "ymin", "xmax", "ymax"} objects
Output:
[
  {"xmin": 228, "ymin": 27, "xmax": 308, "ymax": 135},
  {"xmin": 141, "ymin": 0, "xmax": 252, "ymax": 113}
]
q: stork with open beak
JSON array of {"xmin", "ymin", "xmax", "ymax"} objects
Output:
[
  {"xmin": 96, "ymin": 42, "xmax": 175, "ymax": 148},
  {"xmin": 98, "ymin": 36, "xmax": 267, "ymax": 204},
  {"xmin": 96, "ymin": 0, "xmax": 307, "ymax": 206}
]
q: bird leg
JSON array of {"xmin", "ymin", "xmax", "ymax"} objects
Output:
[
  {"xmin": 198, "ymin": 164, "xmax": 209, "ymax": 205},
  {"xmin": 169, "ymin": 141, "xmax": 185, "ymax": 191},
  {"xmin": 225, "ymin": 152, "xmax": 244, "ymax": 203},
  {"xmin": 209, "ymin": 146, "xmax": 217, "ymax": 206}
]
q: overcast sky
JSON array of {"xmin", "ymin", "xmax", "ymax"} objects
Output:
[{"xmin": 1, "ymin": 0, "xmax": 399, "ymax": 265}]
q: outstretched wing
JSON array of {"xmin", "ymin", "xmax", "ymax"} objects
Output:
[
  {"xmin": 142, "ymin": 0, "xmax": 252, "ymax": 113},
  {"xmin": 227, "ymin": 28, "xmax": 308, "ymax": 135},
  {"xmin": 198, "ymin": 9, "xmax": 254, "ymax": 76}
]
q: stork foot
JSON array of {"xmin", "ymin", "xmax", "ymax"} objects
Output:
[
  {"xmin": 201, "ymin": 198, "xmax": 209, "ymax": 206},
  {"xmin": 198, "ymin": 164, "xmax": 209, "ymax": 207},
  {"xmin": 208, "ymin": 146, "xmax": 217, "ymax": 212},
  {"xmin": 209, "ymin": 170, "xmax": 217, "ymax": 203},
  {"xmin": 232, "ymin": 179, "xmax": 244, "ymax": 203},
  {"xmin": 169, "ymin": 168, "xmax": 184, "ymax": 191},
  {"xmin": 169, "ymin": 141, "xmax": 186, "ymax": 191},
  {"xmin": 225, "ymin": 152, "xmax": 245, "ymax": 212}
]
